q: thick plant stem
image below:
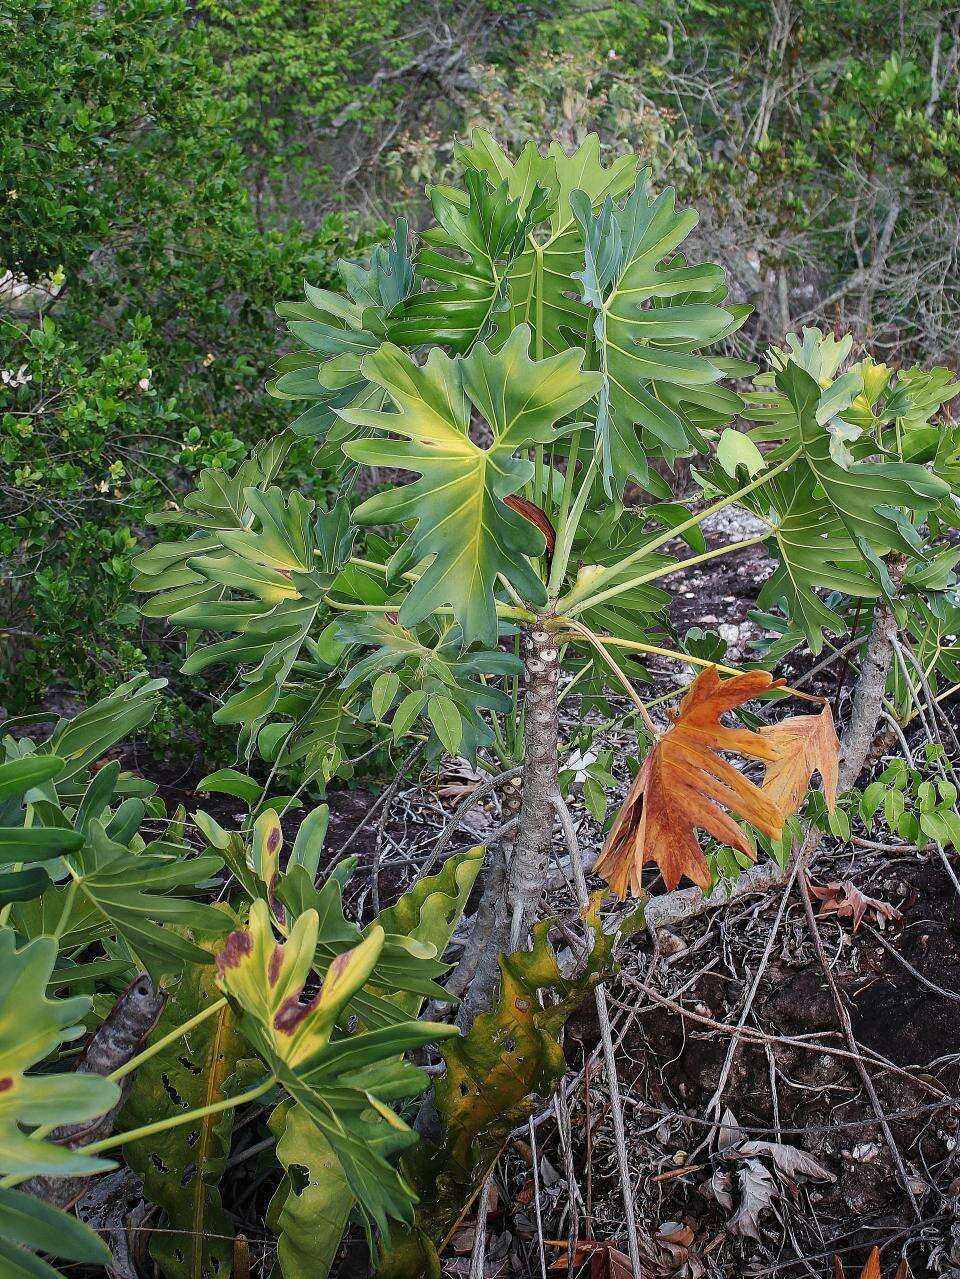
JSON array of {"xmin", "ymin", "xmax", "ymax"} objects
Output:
[
  {"xmin": 505, "ymin": 620, "xmax": 562, "ymax": 932},
  {"xmin": 458, "ymin": 619, "xmax": 561, "ymax": 1024},
  {"xmin": 835, "ymin": 555, "xmax": 905, "ymax": 794},
  {"xmin": 447, "ymin": 773, "xmax": 522, "ymax": 1006},
  {"xmin": 552, "ymin": 793, "xmax": 642, "ymax": 1276}
]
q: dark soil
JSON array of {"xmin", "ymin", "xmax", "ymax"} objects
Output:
[{"xmin": 558, "ymin": 849, "xmax": 960, "ymax": 1276}]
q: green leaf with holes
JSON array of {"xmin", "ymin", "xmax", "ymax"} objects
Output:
[
  {"xmin": 378, "ymin": 902, "xmax": 616, "ymax": 1277},
  {"xmin": 119, "ymin": 916, "xmax": 254, "ymax": 1279}
]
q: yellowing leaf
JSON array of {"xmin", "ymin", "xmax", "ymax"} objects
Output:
[
  {"xmin": 378, "ymin": 902, "xmax": 615, "ymax": 1277},
  {"xmin": 760, "ymin": 703, "xmax": 839, "ymax": 815},
  {"xmin": 217, "ymin": 896, "xmax": 459, "ymax": 1256},
  {"xmin": 596, "ymin": 666, "xmax": 787, "ymax": 895},
  {"xmin": 215, "ymin": 899, "xmax": 384, "ymax": 1070}
]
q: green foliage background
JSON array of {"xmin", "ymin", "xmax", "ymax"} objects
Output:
[{"xmin": 0, "ymin": 0, "xmax": 368, "ymax": 719}]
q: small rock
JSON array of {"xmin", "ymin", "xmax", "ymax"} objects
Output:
[{"xmin": 658, "ymin": 930, "xmax": 687, "ymax": 957}]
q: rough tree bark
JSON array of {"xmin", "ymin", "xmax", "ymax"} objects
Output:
[{"xmin": 456, "ymin": 618, "xmax": 561, "ymax": 1026}]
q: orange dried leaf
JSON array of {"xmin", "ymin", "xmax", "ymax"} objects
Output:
[
  {"xmin": 595, "ymin": 666, "xmax": 787, "ymax": 896},
  {"xmin": 761, "ymin": 702, "xmax": 839, "ymax": 814},
  {"xmin": 833, "ymin": 1246, "xmax": 902, "ymax": 1279},
  {"xmin": 861, "ymin": 1249, "xmax": 882, "ymax": 1279}
]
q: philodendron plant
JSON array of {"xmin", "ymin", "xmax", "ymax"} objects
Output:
[
  {"xmin": 0, "ymin": 683, "xmax": 490, "ymax": 1277},
  {"xmin": 136, "ymin": 129, "xmax": 960, "ymax": 969}
]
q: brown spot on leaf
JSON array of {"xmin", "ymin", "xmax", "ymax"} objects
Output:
[
  {"xmin": 267, "ymin": 826, "xmax": 281, "ymax": 855},
  {"xmin": 216, "ymin": 930, "xmax": 253, "ymax": 975},
  {"xmin": 0, "ymin": 1076, "xmax": 13, "ymax": 1093},
  {"xmin": 267, "ymin": 875, "xmax": 285, "ymax": 927},
  {"xmin": 273, "ymin": 991, "xmax": 319, "ymax": 1036},
  {"xmin": 267, "ymin": 944, "xmax": 285, "ymax": 987},
  {"xmin": 324, "ymin": 951, "xmax": 352, "ymax": 992}
]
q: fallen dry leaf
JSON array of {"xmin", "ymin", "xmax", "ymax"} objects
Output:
[
  {"xmin": 433, "ymin": 758, "xmax": 484, "ymax": 801},
  {"xmin": 547, "ymin": 1239, "xmax": 635, "ymax": 1278},
  {"xmin": 860, "ymin": 1251, "xmax": 881, "ymax": 1279},
  {"xmin": 704, "ymin": 1167, "xmax": 733, "ymax": 1210},
  {"xmin": 731, "ymin": 1139, "xmax": 834, "ymax": 1183},
  {"xmin": 639, "ymin": 1221, "xmax": 707, "ymax": 1279},
  {"xmin": 716, "ymin": 1115, "xmax": 834, "ymax": 1242},
  {"xmin": 834, "ymin": 1245, "xmax": 908, "ymax": 1279},
  {"xmin": 515, "ymin": 1178, "xmax": 535, "ymax": 1206},
  {"xmin": 596, "ymin": 666, "xmax": 789, "ymax": 894},
  {"xmin": 727, "ymin": 1158, "xmax": 778, "ymax": 1239},
  {"xmin": 810, "ymin": 879, "xmax": 903, "ymax": 932},
  {"xmin": 761, "ymin": 702, "xmax": 839, "ymax": 814},
  {"xmin": 656, "ymin": 1223, "xmax": 694, "ymax": 1247}
]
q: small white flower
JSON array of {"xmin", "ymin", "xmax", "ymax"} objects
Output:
[{"xmin": 564, "ymin": 748, "xmax": 598, "ymax": 785}]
